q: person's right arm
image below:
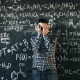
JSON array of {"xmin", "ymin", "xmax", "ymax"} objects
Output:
[{"xmin": 30, "ymin": 35, "xmax": 40, "ymax": 54}]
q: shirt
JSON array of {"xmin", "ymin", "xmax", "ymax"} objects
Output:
[
  {"xmin": 30, "ymin": 34, "xmax": 57, "ymax": 71},
  {"xmin": 38, "ymin": 34, "xmax": 48, "ymax": 53}
]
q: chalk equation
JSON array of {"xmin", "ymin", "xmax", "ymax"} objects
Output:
[{"xmin": 0, "ymin": 33, "xmax": 10, "ymax": 45}]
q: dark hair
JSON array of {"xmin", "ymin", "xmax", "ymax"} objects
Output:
[{"xmin": 37, "ymin": 18, "xmax": 48, "ymax": 24}]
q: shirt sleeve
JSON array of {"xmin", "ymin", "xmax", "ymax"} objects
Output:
[
  {"xmin": 44, "ymin": 36, "xmax": 57, "ymax": 54},
  {"xmin": 30, "ymin": 37, "xmax": 40, "ymax": 54}
]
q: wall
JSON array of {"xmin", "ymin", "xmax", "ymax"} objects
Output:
[{"xmin": 0, "ymin": 0, "xmax": 80, "ymax": 80}]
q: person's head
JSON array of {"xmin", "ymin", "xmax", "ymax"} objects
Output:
[
  {"xmin": 37, "ymin": 18, "xmax": 48, "ymax": 24},
  {"xmin": 37, "ymin": 18, "xmax": 48, "ymax": 30},
  {"xmin": 35, "ymin": 18, "xmax": 49, "ymax": 35}
]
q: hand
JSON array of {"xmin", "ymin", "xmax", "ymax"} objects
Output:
[
  {"xmin": 43, "ymin": 25, "xmax": 49, "ymax": 35},
  {"xmin": 35, "ymin": 25, "xmax": 42, "ymax": 34},
  {"xmin": 35, "ymin": 24, "xmax": 49, "ymax": 36}
]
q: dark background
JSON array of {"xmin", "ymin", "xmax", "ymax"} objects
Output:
[{"xmin": 0, "ymin": 0, "xmax": 80, "ymax": 80}]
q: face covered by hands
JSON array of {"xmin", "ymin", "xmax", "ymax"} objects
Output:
[{"xmin": 35, "ymin": 22, "xmax": 49, "ymax": 36}]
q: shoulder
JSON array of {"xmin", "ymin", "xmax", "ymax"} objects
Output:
[
  {"xmin": 30, "ymin": 36, "xmax": 35, "ymax": 40},
  {"xmin": 30, "ymin": 36, "xmax": 39, "ymax": 41},
  {"xmin": 30, "ymin": 36, "xmax": 35, "ymax": 42}
]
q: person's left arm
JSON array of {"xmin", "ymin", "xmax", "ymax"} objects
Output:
[{"xmin": 43, "ymin": 35, "xmax": 57, "ymax": 54}]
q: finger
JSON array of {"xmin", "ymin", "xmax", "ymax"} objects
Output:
[
  {"xmin": 35, "ymin": 26, "xmax": 41, "ymax": 33},
  {"xmin": 35, "ymin": 25, "xmax": 39, "ymax": 30},
  {"xmin": 43, "ymin": 25, "xmax": 48, "ymax": 29}
]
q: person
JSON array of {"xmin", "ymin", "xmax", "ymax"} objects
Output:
[{"xmin": 30, "ymin": 18, "xmax": 58, "ymax": 80}]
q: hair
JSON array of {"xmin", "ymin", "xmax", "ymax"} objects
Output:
[{"xmin": 37, "ymin": 18, "xmax": 48, "ymax": 24}]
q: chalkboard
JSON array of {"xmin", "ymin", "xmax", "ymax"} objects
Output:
[{"xmin": 0, "ymin": 0, "xmax": 80, "ymax": 80}]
